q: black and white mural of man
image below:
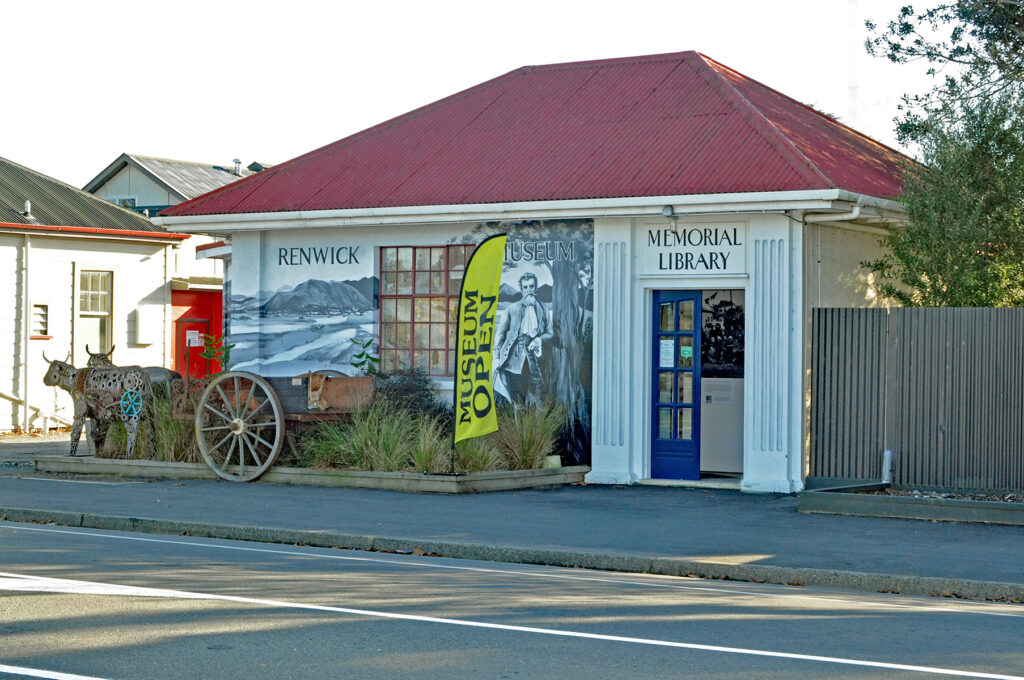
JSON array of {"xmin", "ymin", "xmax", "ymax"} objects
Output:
[
  {"xmin": 495, "ymin": 272, "xmax": 553, "ymax": 407},
  {"xmin": 463, "ymin": 219, "xmax": 594, "ymax": 465}
]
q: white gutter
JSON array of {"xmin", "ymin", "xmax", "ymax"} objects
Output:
[
  {"xmin": 803, "ymin": 204, "xmax": 862, "ymax": 223},
  {"xmin": 0, "ymin": 227, "xmax": 183, "ymax": 246},
  {"xmin": 154, "ymin": 189, "xmax": 906, "ymax": 232}
]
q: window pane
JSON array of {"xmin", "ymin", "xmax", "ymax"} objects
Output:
[
  {"xmin": 414, "ymin": 298, "xmax": 430, "ymax": 322},
  {"xmin": 448, "ymin": 245, "xmax": 465, "ymax": 268},
  {"xmin": 415, "ymin": 248, "xmax": 430, "ymax": 271},
  {"xmin": 395, "ymin": 323, "xmax": 410, "ymax": 349},
  {"xmin": 382, "ymin": 273, "xmax": 397, "ymax": 295},
  {"xmin": 431, "ymin": 247, "xmax": 445, "ymax": 270},
  {"xmin": 415, "ymin": 272, "xmax": 430, "ymax": 294},
  {"xmin": 449, "ymin": 320, "xmax": 457, "ymax": 347},
  {"xmin": 449, "ymin": 271, "xmax": 464, "ymax": 294},
  {"xmin": 382, "ymin": 299, "xmax": 396, "ymax": 323},
  {"xmin": 414, "ymin": 323, "xmax": 429, "ymax": 348},
  {"xmin": 448, "ymin": 297, "xmax": 459, "ymax": 322},
  {"xmin": 413, "ymin": 350, "xmax": 429, "ymax": 373},
  {"xmin": 430, "ymin": 271, "xmax": 445, "ymax": 294},
  {"xmin": 679, "ymin": 373, "xmax": 693, "ymax": 403},
  {"xmin": 382, "ymin": 324, "xmax": 397, "ymax": 349},
  {"xmin": 430, "ymin": 323, "xmax": 446, "ymax": 349},
  {"xmin": 381, "ymin": 351, "xmax": 398, "ymax": 373},
  {"xmin": 430, "ymin": 297, "xmax": 446, "ymax": 322},
  {"xmin": 658, "ymin": 372, "xmax": 673, "ymax": 402},
  {"xmin": 448, "ymin": 351, "xmax": 456, "ymax": 375},
  {"xmin": 658, "ymin": 408, "xmax": 672, "ymax": 439},
  {"xmin": 396, "ymin": 298, "xmax": 411, "ymax": 322},
  {"xmin": 396, "ymin": 272, "xmax": 413, "ymax": 295},
  {"xmin": 677, "ymin": 408, "xmax": 693, "ymax": 440},
  {"xmin": 396, "ymin": 351, "xmax": 411, "ymax": 371},
  {"xmin": 429, "ymin": 349, "xmax": 445, "ymax": 375},
  {"xmin": 679, "ymin": 300, "xmax": 694, "ymax": 332},
  {"xmin": 383, "ymin": 248, "xmax": 398, "ymax": 272},
  {"xmin": 397, "ymin": 248, "xmax": 413, "ymax": 270},
  {"xmin": 660, "ymin": 303, "xmax": 674, "ymax": 331},
  {"xmin": 678, "ymin": 337, "xmax": 693, "ymax": 368}
]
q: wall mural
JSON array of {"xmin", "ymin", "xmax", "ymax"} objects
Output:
[
  {"xmin": 464, "ymin": 220, "xmax": 594, "ymax": 465},
  {"xmin": 228, "ymin": 241, "xmax": 378, "ymax": 376},
  {"xmin": 226, "ymin": 219, "xmax": 594, "ymax": 464}
]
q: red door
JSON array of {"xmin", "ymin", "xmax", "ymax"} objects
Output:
[
  {"xmin": 172, "ymin": 290, "xmax": 223, "ymax": 378},
  {"xmin": 177, "ymin": 319, "xmax": 211, "ymax": 379}
]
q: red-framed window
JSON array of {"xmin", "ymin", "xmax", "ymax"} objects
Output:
[{"xmin": 379, "ymin": 244, "xmax": 476, "ymax": 376}]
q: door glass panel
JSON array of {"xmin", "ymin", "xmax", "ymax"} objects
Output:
[
  {"xmin": 677, "ymin": 408, "xmax": 693, "ymax": 440},
  {"xmin": 678, "ymin": 337, "xmax": 693, "ymax": 368},
  {"xmin": 658, "ymin": 372, "xmax": 673, "ymax": 402},
  {"xmin": 678, "ymin": 373, "xmax": 693, "ymax": 403},
  {"xmin": 679, "ymin": 300, "xmax": 694, "ymax": 331},
  {"xmin": 658, "ymin": 408, "xmax": 673, "ymax": 439},
  {"xmin": 659, "ymin": 303, "xmax": 674, "ymax": 331}
]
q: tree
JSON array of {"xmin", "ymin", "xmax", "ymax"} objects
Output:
[
  {"xmin": 863, "ymin": 91, "xmax": 1024, "ymax": 306},
  {"xmin": 866, "ymin": 1, "xmax": 1024, "ymax": 143}
]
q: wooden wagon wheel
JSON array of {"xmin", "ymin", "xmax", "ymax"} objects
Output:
[{"xmin": 194, "ymin": 371, "xmax": 284, "ymax": 482}]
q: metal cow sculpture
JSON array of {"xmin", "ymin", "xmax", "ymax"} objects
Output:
[
  {"xmin": 85, "ymin": 344, "xmax": 115, "ymax": 367},
  {"xmin": 42, "ymin": 353, "xmax": 153, "ymax": 458},
  {"xmin": 86, "ymin": 345, "xmax": 181, "ymax": 393}
]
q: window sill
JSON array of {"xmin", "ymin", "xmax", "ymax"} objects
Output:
[{"xmin": 30, "ymin": 335, "xmax": 52, "ymax": 340}]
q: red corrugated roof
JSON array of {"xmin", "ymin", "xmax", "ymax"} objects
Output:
[{"xmin": 164, "ymin": 51, "xmax": 908, "ymax": 217}]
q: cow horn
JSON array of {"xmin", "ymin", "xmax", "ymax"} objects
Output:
[
  {"xmin": 42, "ymin": 351, "xmax": 51, "ymax": 364},
  {"xmin": 86, "ymin": 344, "xmax": 95, "ymax": 356}
]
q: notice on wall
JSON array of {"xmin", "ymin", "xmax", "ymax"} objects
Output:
[
  {"xmin": 659, "ymin": 339, "xmax": 675, "ymax": 368},
  {"xmin": 186, "ymin": 330, "xmax": 202, "ymax": 347}
]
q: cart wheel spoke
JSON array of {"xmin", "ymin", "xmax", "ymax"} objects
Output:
[
  {"xmin": 202, "ymin": 402, "xmax": 233, "ymax": 423},
  {"xmin": 214, "ymin": 384, "xmax": 237, "ymax": 418},
  {"xmin": 196, "ymin": 371, "xmax": 283, "ymax": 482},
  {"xmin": 239, "ymin": 380, "xmax": 257, "ymax": 420},
  {"xmin": 242, "ymin": 433, "xmax": 264, "ymax": 467}
]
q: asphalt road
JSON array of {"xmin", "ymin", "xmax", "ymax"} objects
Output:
[{"xmin": 2, "ymin": 521, "xmax": 1024, "ymax": 680}]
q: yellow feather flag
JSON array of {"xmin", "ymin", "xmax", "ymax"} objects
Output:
[{"xmin": 453, "ymin": 233, "xmax": 507, "ymax": 444}]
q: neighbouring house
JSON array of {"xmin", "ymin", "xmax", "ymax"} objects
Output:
[
  {"xmin": 84, "ymin": 154, "xmax": 269, "ymax": 378},
  {"xmin": 1, "ymin": 155, "xmax": 187, "ymax": 432},
  {"xmin": 155, "ymin": 51, "xmax": 909, "ymax": 492}
]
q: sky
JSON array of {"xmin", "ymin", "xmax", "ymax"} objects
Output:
[{"xmin": 4, "ymin": 0, "xmax": 934, "ymax": 189}]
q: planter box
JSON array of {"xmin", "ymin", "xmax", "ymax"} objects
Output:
[
  {"xmin": 798, "ymin": 487, "xmax": 1024, "ymax": 526},
  {"xmin": 32, "ymin": 455, "xmax": 589, "ymax": 494}
]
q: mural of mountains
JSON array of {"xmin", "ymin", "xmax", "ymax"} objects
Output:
[{"xmin": 261, "ymin": 279, "xmax": 375, "ymax": 315}]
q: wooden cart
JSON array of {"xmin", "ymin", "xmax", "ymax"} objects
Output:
[{"xmin": 171, "ymin": 371, "xmax": 373, "ymax": 482}]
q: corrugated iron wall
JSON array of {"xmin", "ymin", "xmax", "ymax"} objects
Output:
[{"xmin": 811, "ymin": 308, "xmax": 1024, "ymax": 492}]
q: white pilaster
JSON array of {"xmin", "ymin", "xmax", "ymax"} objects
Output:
[
  {"xmin": 742, "ymin": 217, "xmax": 802, "ymax": 492},
  {"xmin": 587, "ymin": 218, "xmax": 635, "ymax": 484}
]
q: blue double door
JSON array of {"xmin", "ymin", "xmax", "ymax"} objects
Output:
[{"xmin": 651, "ymin": 290, "xmax": 701, "ymax": 480}]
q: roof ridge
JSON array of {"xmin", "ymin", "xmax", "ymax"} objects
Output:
[
  {"xmin": 517, "ymin": 50, "xmax": 698, "ymax": 73},
  {"xmin": 687, "ymin": 53, "xmax": 834, "ymax": 190},
  {"xmin": 129, "ymin": 154, "xmax": 233, "ymax": 168},
  {"xmin": 697, "ymin": 54, "xmax": 910, "ymax": 162}
]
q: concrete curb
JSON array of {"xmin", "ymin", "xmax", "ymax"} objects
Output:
[
  {"xmin": 31, "ymin": 456, "xmax": 590, "ymax": 493},
  {"xmin": 2, "ymin": 506, "xmax": 1021, "ymax": 604},
  {"xmin": 798, "ymin": 489, "xmax": 1024, "ymax": 526}
]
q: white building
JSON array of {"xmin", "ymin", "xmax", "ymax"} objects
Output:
[
  {"xmin": 156, "ymin": 51, "xmax": 908, "ymax": 492},
  {"xmin": 1, "ymin": 155, "xmax": 187, "ymax": 431}
]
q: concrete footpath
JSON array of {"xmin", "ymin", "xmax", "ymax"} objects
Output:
[{"xmin": 1, "ymin": 439, "xmax": 1023, "ymax": 603}]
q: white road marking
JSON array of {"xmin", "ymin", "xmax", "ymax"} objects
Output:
[
  {"xmin": 0, "ymin": 663, "xmax": 109, "ymax": 680},
  {"xmin": 2, "ymin": 522, "xmax": 1022, "ymax": 619},
  {"xmin": 0, "ymin": 570, "xmax": 1020, "ymax": 679}
]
